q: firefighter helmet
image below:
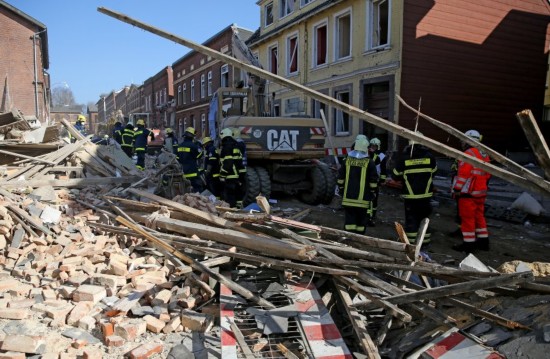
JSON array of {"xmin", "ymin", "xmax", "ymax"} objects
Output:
[
  {"xmin": 202, "ymin": 137, "xmax": 212, "ymax": 145},
  {"xmin": 77, "ymin": 115, "xmax": 86, "ymax": 123},
  {"xmin": 185, "ymin": 127, "xmax": 196, "ymax": 136},
  {"xmin": 220, "ymin": 128, "xmax": 233, "ymax": 139},
  {"xmin": 136, "ymin": 119, "xmax": 145, "ymax": 126},
  {"xmin": 370, "ymin": 137, "xmax": 381, "ymax": 147},
  {"xmin": 356, "ymin": 134, "xmax": 368, "ymax": 142},
  {"xmin": 465, "ymin": 129, "xmax": 482, "ymax": 141},
  {"xmin": 232, "ymin": 127, "xmax": 241, "ymax": 139},
  {"xmin": 354, "ymin": 138, "xmax": 370, "ymax": 152},
  {"xmin": 165, "ymin": 128, "xmax": 173, "ymax": 134}
]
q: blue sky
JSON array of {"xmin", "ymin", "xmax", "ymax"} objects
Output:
[{"xmin": 6, "ymin": 1, "xmax": 260, "ymax": 105}]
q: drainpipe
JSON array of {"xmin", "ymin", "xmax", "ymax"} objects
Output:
[{"xmin": 31, "ymin": 30, "xmax": 46, "ymax": 119}]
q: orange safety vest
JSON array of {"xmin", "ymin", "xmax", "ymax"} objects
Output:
[{"xmin": 453, "ymin": 147, "xmax": 491, "ymax": 197}]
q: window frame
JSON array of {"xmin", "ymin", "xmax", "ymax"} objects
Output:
[
  {"xmin": 200, "ymin": 74, "xmax": 206, "ymax": 99},
  {"xmin": 301, "ymin": 0, "xmax": 315, "ymax": 7},
  {"xmin": 177, "ymin": 85, "xmax": 182, "ymax": 105},
  {"xmin": 221, "ymin": 64, "xmax": 229, "ymax": 87},
  {"xmin": 334, "ymin": 7, "xmax": 352, "ymax": 61},
  {"xmin": 268, "ymin": 43, "xmax": 278, "ymax": 75},
  {"xmin": 312, "ymin": 19, "xmax": 328, "ymax": 68},
  {"xmin": 286, "ymin": 33, "xmax": 299, "ymax": 76},
  {"xmin": 183, "ymin": 83, "xmax": 187, "ymax": 104},
  {"xmin": 366, "ymin": 0, "xmax": 391, "ymax": 50},
  {"xmin": 191, "ymin": 79, "xmax": 195, "ymax": 102},
  {"xmin": 207, "ymin": 71, "xmax": 213, "ymax": 96},
  {"xmin": 280, "ymin": 0, "xmax": 294, "ymax": 18},
  {"xmin": 333, "ymin": 87, "xmax": 352, "ymax": 136},
  {"xmin": 201, "ymin": 113, "xmax": 206, "ymax": 135},
  {"xmin": 264, "ymin": 2, "xmax": 274, "ymax": 27}
]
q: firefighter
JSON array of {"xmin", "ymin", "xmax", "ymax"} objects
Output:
[
  {"xmin": 232, "ymin": 127, "xmax": 247, "ymax": 208},
  {"xmin": 177, "ymin": 127, "xmax": 203, "ymax": 193},
  {"xmin": 219, "ymin": 128, "xmax": 244, "ymax": 208},
  {"xmin": 70, "ymin": 115, "xmax": 87, "ymax": 143},
  {"xmin": 452, "ymin": 129, "xmax": 491, "ymax": 253},
  {"xmin": 121, "ymin": 123, "xmax": 135, "ymax": 158},
  {"xmin": 113, "ymin": 121, "xmax": 123, "ymax": 145},
  {"xmin": 202, "ymin": 136, "xmax": 222, "ymax": 198},
  {"xmin": 163, "ymin": 128, "xmax": 178, "ymax": 154},
  {"xmin": 392, "ymin": 132, "xmax": 438, "ymax": 245},
  {"xmin": 337, "ymin": 138, "xmax": 378, "ymax": 235},
  {"xmin": 367, "ymin": 137, "xmax": 387, "ymax": 225},
  {"xmin": 133, "ymin": 118, "xmax": 154, "ymax": 170}
]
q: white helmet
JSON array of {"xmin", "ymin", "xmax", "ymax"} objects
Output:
[
  {"xmin": 220, "ymin": 128, "xmax": 233, "ymax": 139},
  {"xmin": 354, "ymin": 138, "xmax": 370, "ymax": 152},
  {"xmin": 409, "ymin": 131, "xmax": 423, "ymax": 146},
  {"xmin": 370, "ymin": 137, "xmax": 381, "ymax": 147},
  {"xmin": 465, "ymin": 129, "xmax": 482, "ymax": 141}
]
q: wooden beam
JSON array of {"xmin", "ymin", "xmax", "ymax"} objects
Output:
[
  {"xmin": 516, "ymin": 109, "xmax": 550, "ymax": 180},
  {"xmin": 354, "ymin": 272, "xmax": 534, "ymax": 308},
  {"xmin": 128, "ymin": 213, "xmax": 315, "ymax": 261},
  {"xmin": 399, "ymin": 96, "xmax": 550, "ymax": 192},
  {"xmin": 0, "ymin": 176, "xmax": 141, "ymax": 188},
  {"xmin": 116, "ymin": 216, "xmax": 276, "ymax": 309},
  {"xmin": 97, "ymin": 6, "xmax": 550, "ymax": 197},
  {"xmin": 334, "ymin": 280, "xmax": 381, "ymax": 358},
  {"xmin": 0, "ymin": 148, "xmax": 56, "ymax": 165}
]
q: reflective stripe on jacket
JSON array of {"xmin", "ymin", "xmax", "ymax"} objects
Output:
[
  {"xmin": 337, "ymin": 151, "xmax": 378, "ymax": 208},
  {"xmin": 453, "ymin": 147, "xmax": 491, "ymax": 197},
  {"xmin": 177, "ymin": 138, "xmax": 202, "ymax": 178},
  {"xmin": 392, "ymin": 146, "xmax": 437, "ymax": 199}
]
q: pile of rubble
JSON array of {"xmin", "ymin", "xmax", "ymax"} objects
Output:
[{"xmin": 0, "ymin": 121, "xmax": 548, "ymax": 358}]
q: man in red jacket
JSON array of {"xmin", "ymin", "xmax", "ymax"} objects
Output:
[{"xmin": 452, "ymin": 129, "xmax": 491, "ymax": 253}]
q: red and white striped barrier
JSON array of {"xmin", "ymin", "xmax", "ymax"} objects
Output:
[
  {"xmin": 220, "ymin": 279, "xmax": 351, "ymax": 358},
  {"xmin": 325, "ymin": 147, "xmax": 351, "ymax": 156},
  {"xmin": 412, "ymin": 329, "xmax": 504, "ymax": 359}
]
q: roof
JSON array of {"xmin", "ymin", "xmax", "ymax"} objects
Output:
[
  {"xmin": 0, "ymin": 0, "xmax": 49, "ymax": 69},
  {"xmin": 172, "ymin": 24, "xmax": 255, "ymax": 66}
]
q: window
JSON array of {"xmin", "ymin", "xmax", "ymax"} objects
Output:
[
  {"xmin": 163, "ymin": 88, "xmax": 167, "ymax": 104},
  {"xmin": 367, "ymin": 0, "xmax": 390, "ymax": 49},
  {"xmin": 207, "ymin": 71, "xmax": 212, "ymax": 96},
  {"xmin": 200, "ymin": 74, "xmax": 205, "ymax": 99},
  {"xmin": 201, "ymin": 114, "xmax": 206, "ymax": 135},
  {"xmin": 301, "ymin": 0, "xmax": 314, "ymax": 6},
  {"xmin": 280, "ymin": 0, "xmax": 294, "ymax": 17},
  {"xmin": 335, "ymin": 10, "xmax": 352, "ymax": 60},
  {"xmin": 155, "ymin": 92, "xmax": 159, "ymax": 106},
  {"xmin": 183, "ymin": 83, "xmax": 187, "ymax": 104},
  {"xmin": 191, "ymin": 79, "xmax": 195, "ymax": 102},
  {"xmin": 268, "ymin": 45, "xmax": 278, "ymax": 75},
  {"xmin": 177, "ymin": 85, "xmax": 182, "ymax": 105},
  {"xmin": 312, "ymin": 99, "xmax": 327, "ymax": 120},
  {"xmin": 221, "ymin": 64, "xmax": 229, "ymax": 87},
  {"xmin": 313, "ymin": 22, "xmax": 327, "ymax": 67},
  {"xmin": 287, "ymin": 34, "xmax": 298, "ymax": 75},
  {"xmin": 265, "ymin": 2, "xmax": 273, "ymax": 27},
  {"xmin": 334, "ymin": 90, "xmax": 350, "ymax": 135}
]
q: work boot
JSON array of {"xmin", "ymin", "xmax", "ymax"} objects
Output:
[
  {"xmin": 477, "ymin": 237, "xmax": 490, "ymax": 251},
  {"xmin": 452, "ymin": 242, "xmax": 476, "ymax": 253}
]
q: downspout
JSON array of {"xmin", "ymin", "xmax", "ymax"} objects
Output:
[{"xmin": 31, "ymin": 30, "xmax": 46, "ymax": 119}]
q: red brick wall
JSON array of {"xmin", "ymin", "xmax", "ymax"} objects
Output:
[{"xmin": 0, "ymin": 6, "xmax": 47, "ymax": 120}]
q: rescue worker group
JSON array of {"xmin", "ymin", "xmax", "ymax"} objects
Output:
[{"xmin": 73, "ymin": 115, "xmax": 491, "ymax": 255}]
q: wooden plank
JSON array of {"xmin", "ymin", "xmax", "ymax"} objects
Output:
[
  {"xmin": 7, "ymin": 205, "xmax": 53, "ymax": 236},
  {"xmin": 129, "ymin": 213, "xmax": 314, "ymax": 261},
  {"xmin": 334, "ymin": 280, "xmax": 381, "ymax": 358},
  {"xmin": 354, "ymin": 272, "xmax": 534, "ymax": 308},
  {"xmin": 117, "ymin": 216, "xmax": 276, "ymax": 309},
  {"xmin": 97, "ymin": 7, "xmax": 550, "ymax": 197},
  {"xmin": 0, "ymin": 176, "xmax": 141, "ymax": 188},
  {"xmin": 516, "ymin": 109, "xmax": 550, "ymax": 179},
  {"xmin": 0, "ymin": 149, "xmax": 56, "ymax": 165},
  {"xmin": 228, "ymin": 319, "xmax": 255, "ymax": 358}
]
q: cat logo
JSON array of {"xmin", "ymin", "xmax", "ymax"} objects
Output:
[{"xmin": 267, "ymin": 129, "xmax": 299, "ymax": 151}]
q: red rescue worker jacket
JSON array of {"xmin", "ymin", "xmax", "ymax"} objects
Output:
[{"xmin": 453, "ymin": 147, "xmax": 491, "ymax": 197}]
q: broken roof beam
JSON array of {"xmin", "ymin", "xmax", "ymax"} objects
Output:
[
  {"xmin": 98, "ymin": 6, "xmax": 550, "ymax": 197},
  {"xmin": 0, "ymin": 176, "xmax": 141, "ymax": 188},
  {"xmin": 516, "ymin": 109, "xmax": 550, "ymax": 180}
]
